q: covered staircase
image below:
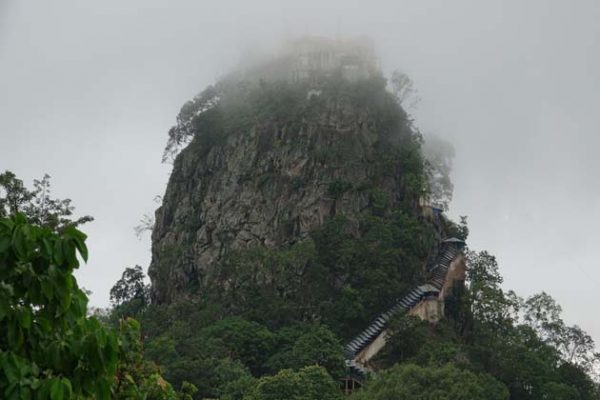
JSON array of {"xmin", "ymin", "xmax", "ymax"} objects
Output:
[{"xmin": 343, "ymin": 239, "xmax": 464, "ymax": 377}]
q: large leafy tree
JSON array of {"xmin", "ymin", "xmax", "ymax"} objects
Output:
[
  {"xmin": 113, "ymin": 317, "xmax": 197, "ymax": 400},
  {"xmin": 464, "ymin": 250, "xmax": 600, "ymax": 399},
  {"xmin": 522, "ymin": 292, "xmax": 564, "ymax": 345},
  {"xmin": 245, "ymin": 366, "xmax": 341, "ymax": 400},
  {"xmin": 110, "ymin": 265, "xmax": 147, "ymax": 307},
  {"xmin": 467, "ymin": 250, "xmax": 520, "ymax": 334},
  {"xmin": 289, "ymin": 325, "xmax": 345, "ymax": 379},
  {"xmin": 0, "ymin": 214, "xmax": 191, "ymax": 399},
  {"xmin": 109, "ymin": 265, "xmax": 149, "ymax": 321},
  {"xmin": 0, "ymin": 214, "xmax": 117, "ymax": 399},
  {"xmin": 522, "ymin": 292, "xmax": 600, "ymax": 371},
  {"xmin": 351, "ymin": 363, "xmax": 509, "ymax": 400}
]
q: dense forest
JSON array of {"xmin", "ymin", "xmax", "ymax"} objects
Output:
[{"xmin": 1, "ymin": 66, "xmax": 599, "ymax": 400}]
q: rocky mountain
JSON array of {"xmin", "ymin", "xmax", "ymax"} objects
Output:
[
  {"xmin": 134, "ymin": 38, "xmax": 599, "ymax": 400},
  {"xmin": 148, "ymin": 37, "xmax": 432, "ymax": 306}
]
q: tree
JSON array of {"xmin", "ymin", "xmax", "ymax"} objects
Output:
[
  {"xmin": 113, "ymin": 318, "xmax": 185, "ymax": 400},
  {"xmin": 0, "ymin": 214, "xmax": 189, "ymax": 399},
  {"xmin": 389, "ymin": 70, "xmax": 420, "ymax": 109},
  {"xmin": 113, "ymin": 317, "xmax": 198, "ymax": 400},
  {"xmin": 540, "ymin": 382, "xmax": 580, "ymax": 400},
  {"xmin": 482, "ymin": 326, "xmax": 561, "ymax": 400},
  {"xmin": 0, "ymin": 171, "xmax": 31, "ymax": 217},
  {"xmin": 462, "ymin": 251, "xmax": 600, "ymax": 399},
  {"xmin": 220, "ymin": 374, "xmax": 257, "ymax": 400},
  {"xmin": 134, "ymin": 195, "xmax": 162, "ymax": 239},
  {"xmin": 110, "ymin": 265, "xmax": 148, "ymax": 307},
  {"xmin": 522, "ymin": 292, "xmax": 564, "ymax": 346},
  {"xmin": 109, "ymin": 266, "xmax": 149, "ymax": 323},
  {"xmin": 245, "ymin": 366, "xmax": 341, "ymax": 400},
  {"xmin": 467, "ymin": 250, "xmax": 520, "ymax": 333},
  {"xmin": 0, "ymin": 171, "xmax": 93, "ymax": 232},
  {"xmin": 377, "ymin": 314, "xmax": 429, "ymax": 365},
  {"xmin": 561, "ymin": 325, "xmax": 598, "ymax": 369},
  {"xmin": 198, "ymin": 317, "xmax": 274, "ymax": 375},
  {"xmin": 163, "ymin": 85, "xmax": 221, "ymax": 163},
  {"xmin": 557, "ymin": 362, "xmax": 598, "ymax": 400},
  {"xmin": 0, "ymin": 214, "xmax": 118, "ymax": 399},
  {"xmin": 351, "ymin": 363, "xmax": 509, "ymax": 400},
  {"xmin": 290, "ymin": 325, "xmax": 346, "ymax": 379},
  {"xmin": 109, "ymin": 265, "xmax": 149, "ymax": 321},
  {"xmin": 134, "ymin": 213, "xmax": 155, "ymax": 239},
  {"xmin": 523, "ymin": 292, "xmax": 600, "ymax": 372}
]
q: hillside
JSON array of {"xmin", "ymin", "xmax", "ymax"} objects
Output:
[
  {"xmin": 2, "ymin": 38, "xmax": 595, "ymax": 397},
  {"xmin": 118, "ymin": 38, "xmax": 600, "ymax": 399},
  {"xmin": 148, "ymin": 73, "xmax": 438, "ymax": 318}
]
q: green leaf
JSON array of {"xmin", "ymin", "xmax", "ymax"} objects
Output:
[
  {"xmin": 60, "ymin": 379, "xmax": 72, "ymax": 399},
  {"xmin": 37, "ymin": 379, "xmax": 51, "ymax": 400},
  {"xmin": 64, "ymin": 227, "xmax": 88, "ymax": 263},
  {"xmin": 76, "ymin": 240, "xmax": 88, "ymax": 263},
  {"xmin": 12, "ymin": 227, "xmax": 27, "ymax": 258},
  {"xmin": 50, "ymin": 378, "xmax": 63, "ymax": 400},
  {"xmin": 63, "ymin": 241, "xmax": 76, "ymax": 268},
  {"xmin": 41, "ymin": 280, "xmax": 53, "ymax": 300},
  {"xmin": 62, "ymin": 226, "xmax": 86, "ymax": 243},
  {"xmin": 41, "ymin": 238, "xmax": 53, "ymax": 258},
  {"xmin": 0, "ymin": 236, "xmax": 11, "ymax": 253},
  {"xmin": 0, "ymin": 218, "xmax": 15, "ymax": 231},
  {"xmin": 17, "ymin": 308, "xmax": 31, "ymax": 329},
  {"xmin": 1, "ymin": 353, "xmax": 19, "ymax": 382},
  {"xmin": 57, "ymin": 290, "xmax": 72, "ymax": 315},
  {"xmin": 13, "ymin": 213, "xmax": 27, "ymax": 224},
  {"xmin": 53, "ymin": 240, "xmax": 64, "ymax": 266},
  {"xmin": 36, "ymin": 316, "xmax": 51, "ymax": 333}
]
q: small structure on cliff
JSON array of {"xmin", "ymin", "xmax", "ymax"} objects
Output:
[
  {"xmin": 284, "ymin": 35, "xmax": 378, "ymax": 82},
  {"xmin": 234, "ymin": 35, "xmax": 379, "ymax": 84}
]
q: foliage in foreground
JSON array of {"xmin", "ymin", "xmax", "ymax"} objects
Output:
[
  {"xmin": 0, "ymin": 214, "xmax": 116, "ymax": 398},
  {"xmin": 0, "ymin": 215, "xmax": 193, "ymax": 399}
]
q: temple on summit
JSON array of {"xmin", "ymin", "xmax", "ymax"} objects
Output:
[{"xmin": 284, "ymin": 35, "xmax": 379, "ymax": 81}]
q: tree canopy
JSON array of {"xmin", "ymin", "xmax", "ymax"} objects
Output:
[
  {"xmin": 351, "ymin": 363, "xmax": 509, "ymax": 400},
  {"xmin": 0, "ymin": 171, "xmax": 93, "ymax": 232}
]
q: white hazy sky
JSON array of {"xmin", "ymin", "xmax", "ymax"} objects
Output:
[{"xmin": 1, "ymin": 0, "xmax": 600, "ymax": 342}]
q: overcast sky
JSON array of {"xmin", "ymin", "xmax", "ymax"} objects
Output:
[{"xmin": 1, "ymin": 0, "xmax": 599, "ymax": 341}]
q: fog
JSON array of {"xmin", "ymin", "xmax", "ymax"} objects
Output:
[{"xmin": 1, "ymin": 0, "xmax": 600, "ymax": 342}]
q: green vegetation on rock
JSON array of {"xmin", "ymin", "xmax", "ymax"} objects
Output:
[{"xmin": 5, "ymin": 46, "xmax": 599, "ymax": 399}]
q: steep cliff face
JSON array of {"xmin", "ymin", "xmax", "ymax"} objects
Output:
[{"xmin": 149, "ymin": 76, "xmax": 426, "ymax": 304}]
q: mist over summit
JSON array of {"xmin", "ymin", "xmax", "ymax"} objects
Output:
[{"xmin": 2, "ymin": 1, "xmax": 600, "ymax": 398}]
